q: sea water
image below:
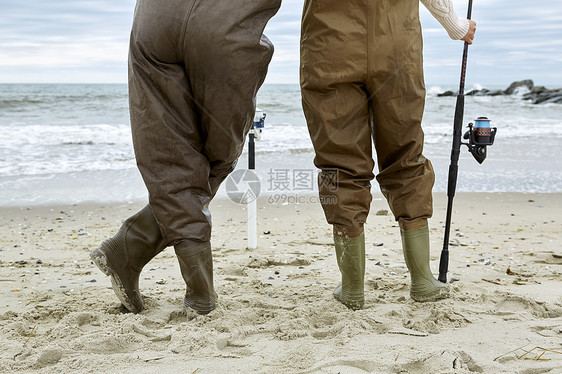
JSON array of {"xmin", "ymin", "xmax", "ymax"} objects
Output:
[{"xmin": 0, "ymin": 83, "xmax": 561, "ymax": 206}]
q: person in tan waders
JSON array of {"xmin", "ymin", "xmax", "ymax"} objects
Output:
[
  {"xmin": 90, "ymin": 0, "xmax": 281, "ymax": 316},
  {"xmin": 300, "ymin": 0, "xmax": 477, "ymax": 309}
]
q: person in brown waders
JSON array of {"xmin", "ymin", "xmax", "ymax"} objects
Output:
[
  {"xmin": 90, "ymin": 0, "xmax": 281, "ymax": 316},
  {"xmin": 300, "ymin": 0, "xmax": 477, "ymax": 309}
]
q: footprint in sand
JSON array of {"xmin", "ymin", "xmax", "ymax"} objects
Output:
[
  {"xmin": 398, "ymin": 350, "xmax": 483, "ymax": 373},
  {"xmin": 487, "ymin": 293, "xmax": 562, "ymax": 319},
  {"xmin": 530, "ymin": 251, "xmax": 562, "ymax": 265},
  {"xmin": 402, "ymin": 305, "xmax": 471, "ymax": 334}
]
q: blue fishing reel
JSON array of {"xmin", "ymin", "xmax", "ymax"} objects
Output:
[
  {"xmin": 252, "ymin": 108, "xmax": 266, "ymax": 141},
  {"xmin": 463, "ymin": 116, "xmax": 497, "ymax": 164}
]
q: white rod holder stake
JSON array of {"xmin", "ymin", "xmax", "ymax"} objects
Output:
[
  {"xmin": 248, "ymin": 198, "xmax": 257, "ymax": 250},
  {"xmin": 247, "ymin": 108, "xmax": 264, "ymax": 250}
]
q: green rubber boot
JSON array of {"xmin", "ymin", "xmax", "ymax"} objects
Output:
[
  {"xmin": 333, "ymin": 232, "xmax": 365, "ymax": 310},
  {"xmin": 90, "ymin": 205, "xmax": 166, "ymax": 313},
  {"xmin": 401, "ymin": 227, "xmax": 449, "ymax": 302}
]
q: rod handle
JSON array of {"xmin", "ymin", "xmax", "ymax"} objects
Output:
[{"xmin": 248, "ymin": 133, "xmax": 255, "ymax": 170}]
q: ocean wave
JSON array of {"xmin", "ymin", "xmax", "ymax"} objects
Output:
[
  {"xmin": 1, "ymin": 83, "xmax": 561, "ymax": 187},
  {"xmin": 0, "ymin": 123, "xmax": 131, "ymax": 146},
  {"xmin": 426, "ymin": 86, "xmax": 445, "ymax": 96},
  {"xmin": 0, "ymin": 156, "xmax": 136, "ymax": 177},
  {"xmin": 62, "ymin": 141, "xmax": 96, "ymax": 145},
  {"xmin": 0, "ymin": 98, "xmax": 44, "ymax": 107}
]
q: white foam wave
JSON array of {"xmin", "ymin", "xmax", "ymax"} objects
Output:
[
  {"xmin": 0, "ymin": 123, "xmax": 135, "ymax": 176},
  {"xmin": 513, "ymin": 86, "xmax": 531, "ymax": 97},
  {"xmin": 427, "ymin": 86, "xmax": 445, "ymax": 96},
  {"xmin": 1, "ymin": 123, "xmax": 131, "ymax": 146}
]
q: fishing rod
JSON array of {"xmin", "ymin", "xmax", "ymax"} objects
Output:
[{"xmin": 438, "ymin": 0, "xmax": 497, "ymax": 283}]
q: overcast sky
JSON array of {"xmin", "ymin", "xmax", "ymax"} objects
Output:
[{"xmin": 1, "ymin": 0, "xmax": 561, "ymax": 86}]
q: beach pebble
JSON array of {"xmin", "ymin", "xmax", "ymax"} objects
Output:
[
  {"xmin": 36, "ymin": 259, "xmax": 43, "ymax": 264},
  {"xmin": 495, "ymin": 355, "xmax": 515, "ymax": 364},
  {"xmin": 373, "ymin": 242, "xmax": 384, "ymax": 247},
  {"xmin": 375, "ymin": 210, "xmax": 388, "ymax": 216},
  {"xmin": 155, "ymin": 279, "xmax": 166, "ymax": 285},
  {"xmin": 75, "ymin": 312, "xmax": 97, "ymax": 326},
  {"xmin": 451, "ymin": 277, "xmax": 460, "ymax": 283},
  {"xmin": 36, "ymin": 348, "xmax": 63, "ymax": 367}
]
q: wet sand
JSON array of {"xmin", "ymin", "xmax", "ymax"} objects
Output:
[{"xmin": 0, "ymin": 192, "xmax": 561, "ymax": 373}]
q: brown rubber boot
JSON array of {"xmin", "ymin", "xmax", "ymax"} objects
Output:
[
  {"xmin": 174, "ymin": 241, "xmax": 217, "ymax": 316},
  {"xmin": 401, "ymin": 227, "xmax": 450, "ymax": 302},
  {"xmin": 90, "ymin": 205, "xmax": 166, "ymax": 313}
]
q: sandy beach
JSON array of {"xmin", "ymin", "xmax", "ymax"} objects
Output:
[{"xmin": 0, "ymin": 192, "xmax": 561, "ymax": 373}]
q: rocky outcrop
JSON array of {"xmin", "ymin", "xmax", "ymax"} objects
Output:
[
  {"xmin": 438, "ymin": 90, "xmax": 456, "ymax": 97},
  {"xmin": 523, "ymin": 86, "xmax": 562, "ymax": 104},
  {"xmin": 504, "ymin": 80, "xmax": 534, "ymax": 95},
  {"xmin": 467, "ymin": 88, "xmax": 505, "ymax": 96},
  {"xmin": 437, "ymin": 79, "xmax": 562, "ymax": 104}
]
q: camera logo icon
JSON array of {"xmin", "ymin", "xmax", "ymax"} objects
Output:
[{"xmin": 225, "ymin": 169, "xmax": 261, "ymax": 204}]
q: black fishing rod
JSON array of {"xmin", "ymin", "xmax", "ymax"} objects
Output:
[{"xmin": 438, "ymin": 0, "xmax": 497, "ymax": 283}]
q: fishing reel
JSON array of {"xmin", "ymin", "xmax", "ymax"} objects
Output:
[
  {"xmin": 462, "ymin": 116, "xmax": 497, "ymax": 164},
  {"xmin": 251, "ymin": 108, "xmax": 266, "ymax": 141}
]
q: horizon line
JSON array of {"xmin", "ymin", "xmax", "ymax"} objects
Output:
[{"xmin": 0, "ymin": 80, "xmax": 546, "ymax": 87}]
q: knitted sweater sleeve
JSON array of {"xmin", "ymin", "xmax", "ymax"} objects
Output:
[{"xmin": 420, "ymin": 0, "xmax": 470, "ymax": 40}]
